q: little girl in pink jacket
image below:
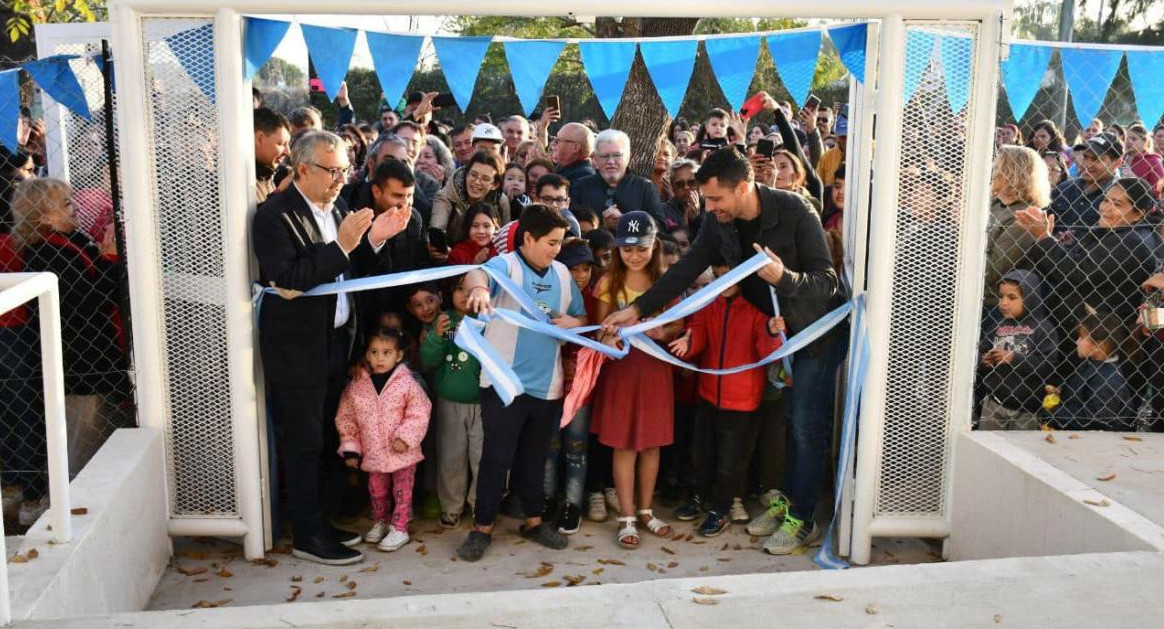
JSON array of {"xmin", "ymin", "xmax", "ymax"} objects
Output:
[{"xmin": 336, "ymin": 328, "xmax": 432, "ymax": 552}]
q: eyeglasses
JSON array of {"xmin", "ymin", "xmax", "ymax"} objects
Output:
[
  {"xmin": 540, "ymin": 195, "xmax": 570, "ymax": 206},
  {"xmin": 673, "ymin": 179, "xmax": 697, "ymax": 190},
  {"xmin": 310, "ymin": 162, "xmax": 351, "ymax": 181},
  {"xmin": 595, "ymin": 152, "xmax": 625, "ymax": 162},
  {"xmin": 551, "ymin": 136, "xmax": 579, "ymax": 146},
  {"xmin": 466, "ymin": 170, "xmax": 495, "ymax": 185},
  {"xmin": 817, "ymin": 117, "xmax": 831, "ymax": 124}
]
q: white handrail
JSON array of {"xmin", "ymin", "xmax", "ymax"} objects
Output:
[{"xmin": 0, "ymin": 272, "xmax": 72, "ymax": 625}]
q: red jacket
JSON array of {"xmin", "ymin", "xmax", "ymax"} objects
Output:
[
  {"xmin": 447, "ymin": 239, "xmax": 497, "ymax": 266},
  {"xmin": 685, "ymin": 295, "xmax": 781, "ymax": 412}
]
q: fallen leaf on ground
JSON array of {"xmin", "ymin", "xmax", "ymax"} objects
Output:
[
  {"xmin": 719, "ymin": 543, "xmax": 729, "ymax": 551},
  {"xmin": 750, "ymin": 536, "xmax": 759, "ymax": 544},
  {"xmin": 1068, "ymin": 434, "xmax": 1079, "ymax": 440},
  {"xmin": 591, "ymin": 568, "xmax": 604, "ymax": 576},
  {"xmin": 190, "ymin": 599, "xmax": 231, "ymax": 608},
  {"xmin": 217, "ymin": 568, "xmax": 232, "ymax": 578},
  {"xmin": 574, "ymin": 545, "xmax": 593, "ymax": 551},
  {"xmin": 345, "ymin": 580, "xmax": 357, "ymax": 590},
  {"xmin": 176, "ymin": 565, "xmax": 206, "ymax": 576},
  {"xmin": 291, "ymin": 574, "xmax": 302, "ymax": 582},
  {"xmin": 684, "ymin": 534, "xmax": 694, "ymax": 542},
  {"xmin": 286, "ymin": 588, "xmax": 302, "ymax": 602},
  {"xmin": 26, "ymin": 549, "xmax": 37, "ymax": 560},
  {"xmin": 403, "ymin": 580, "xmax": 412, "ymax": 586},
  {"xmin": 180, "ymin": 551, "xmax": 207, "ymax": 560},
  {"xmin": 519, "ymin": 562, "xmax": 554, "ymax": 578},
  {"xmin": 994, "ymin": 614, "xmax": 1003, "ymax": 623},
  {"xmin": 223, "ymin": 587, "xmax": 232, "ymax": 592},
  {"xmin": 1084, "ymin": 498, "xmax": 1111, "ymax": 507},
  {"xmin": 251, "ymin": 557, "xmax": 279, "ymax": 567},
  {"xmin": 716, "ymin": 557, "xmax": 731, "ymax": 562},
  {"xmin": 1097, "ymin": 473, "xmax": 1117, "ymax": 481},
  {"xmin": 733, "ymin": 544, "xmax": 742, "ymax": 551},
  {"xmin": 692, "ymin": 597, "xmax": 719, "ymax": 605},
  {"xmin": 1122, "ymin": 436, "xmax": 1143, "ymax": 442},
  {"xmin": 690, "ymin": 541, "xmax": 706, "ymax": 545},
  {"xmin": 564, "ymin": 575, "xmax": 586, "ymax": 586},
  {"xmin": 416, "ymin": 544, "xmax": 428, "ymax": 555},
  {"xmin": 667, "ymin": 561, "xmax": 678, "ymax": 568},
  {"xmin": 658, "ymin": 568, "xmax": 667, "ymax": 574},
  {"xmin": 313, "ymin": 576, "xmax": 325, "ymax": 584},
  {"xmin": 699, "ymin": 566, "xmax": 709, "ymax": 572},
  {"xmin": 315, "ymin": 591, "xmax": 324, "ymax": 598},
  {"xmin": 192, "ymin": 578, "xmax": 208, "ymax": 583},
  {"xmin": 541, "ymin": 580, "xmax": 561, "ymax": 587},
  {"xmin": 70, "ymin": 507, "xmax": 88, "ymax": 515},
  {"xmin": 597, "ymin": 558, "xmax": 625, "ymax": 566},
  {"xmin": 691, "ymin": 586, "xmax": 727, "ymax": 595},
  {"xmin": 332, "ymin": 591, "xmax": 356, "ymax": 599},
  {"xmin": 866, "ymin": 604, "xmax": 879, "ymax": 615},
  {"xmin": 359, "ymin": 564, "xmax": 380, "ymax": 573},
  {"xmin": 1045, "ymin": 433, "xmax": 1056, "ymax": 444},
  {"xmin": 815, "ymin": 594, "xmax": 844, "ymax": 602},
  {"xmin": 647, "ymin": 562, "xmax": 658, "ymax": 572},
  {"xmin": 661, "ymin": 546, "xmax": 676, "ymax": 555}
]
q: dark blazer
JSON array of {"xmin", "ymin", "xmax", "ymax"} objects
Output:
[
  {"xmin": 253, "ymin": 185, "xmax": 368, "ymax": 386},
  {"xmin": 342, "ymin": 173, "xmax": 435, "ymax": 228},
  {"xmin": 634, "ymin": 184, "xmax": 838, "ymax": 349},
  {"xmin": 570, "ymin": 173, "xmax": 664, "ymax": 226}
]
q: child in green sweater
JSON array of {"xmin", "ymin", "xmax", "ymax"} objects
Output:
[{"xmin": 419, "ymin": 276, "xmax": 483, "ymax": 528}]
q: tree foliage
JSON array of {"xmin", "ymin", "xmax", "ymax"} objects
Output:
[{"xmin": 6, "ymin": 0, "xmax": 106, "ymax": 43}]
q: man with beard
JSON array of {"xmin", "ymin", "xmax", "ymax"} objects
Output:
[
  {"xmin": 343, "ymin": 134, "xmax": 439, "ymax": 226},
  {"xmin": 254, "ymin": 107, "xmax": 290, "ymax": 205},
  {"xmin": 570, "ymin": 129, "xmax": 663, "ymax": 229}
]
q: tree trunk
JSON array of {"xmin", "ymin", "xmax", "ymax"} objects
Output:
[{"xmin": 597, "ymin": 17, "xmax": 700, "ymax": 177}]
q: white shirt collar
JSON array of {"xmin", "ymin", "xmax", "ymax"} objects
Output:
[{"xmin": 294, "ymin": 182, "xmax": 332, "ymax": 216}]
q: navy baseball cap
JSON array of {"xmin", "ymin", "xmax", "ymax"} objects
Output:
[
  {"xmin": 556, "ymin": 239, "xmax": 595, "ymax": 268},
  {"xmin": 615, "ymin": 211, "xmax": 657, "ymax": 247}
]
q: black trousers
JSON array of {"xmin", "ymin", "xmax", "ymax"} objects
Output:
[
  {"xmin": 267, "ymin": 328, "xmax": 350, "ymax": 544},
  {"xmin": 474, "ymin": 387, "xmax": 561, "ymax": 526},
  {"xmin": 691, "ymin": 401, "xmax": 754, "ymax": 514}
]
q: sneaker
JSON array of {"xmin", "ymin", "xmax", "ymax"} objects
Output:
[
  {"xmin": 421, "ymin": 493, "xmax": 442, "ymax": 520},
  {"xmin": 440, "ymin": 512, "xmax": 461, "ymax": 529},
  {"xmin": 457, "ymin": 530, "xmax": 492, "ymax": 562},
  {"xmin": 674, "ymin": 495, "xmax": 704, "ymax": 521},
  {"xmin": 328, "ymin": 523, "xmax": 362, "ymax": 547},
  {"xmin": 363, "ymin": 520, "xmax": 390, "ymax": 544},
  {"xmin": 603, "ymin": 488, "xmax": 619, "ymax": 512},
  {"xmin": 556, "ymin": 502, "xmax": 582, "ymax": 535},
  {"xmin": 729, "ymin": 497, "xmax": 749, "ymax": 523},
  {"xmin": 17, "ymin": 496, "xmax": 48, "ymax": 527},
  {"xmin": 763, "ymin": 516, "xmax": 821, "ymax": 555},
  {"xmin": 698, "ymin": 511, "xmax": 730, "ymax": 537},
  {"xmin": 292, "ymin": 534, "xmax": 364, "ymax": 566},
  {"xmin": 586, "ymin": 492, "xmax": 608, "ymax": 522},
  {"xmin": 759, "ymin": 488, "xmax": 781, "ymax": 507},
  {"xmin": 520, "ymin": 522, "xmax": 568, "ymax": 550},
  {"xmin": 377, "ymin": 527, "xmax": 410, "ymax": 552},
  {"xmin": 746, "ymin": 491, "xmax": 790, "ymax": 537}
]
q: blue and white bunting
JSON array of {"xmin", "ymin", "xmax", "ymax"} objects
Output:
[
  {"xmin": 578, "ymin": 40, "xmax": 637, "ymax": 120},
  {"xmin": 1060, "ymin": 47, "xmax": 1124, "ymax": 127},
  {"xmin": 939, "ymin": 35, "xmax": 974, "ymax": 115},
  {"xmin": 300, "ymin": 24, "xmax": 358, "ymax": 101},
  {"xmin": 431, "ymin": 36, "xmax": 493, "ymax": 111},
  {"xmin": 903, "ymin": 31, "xmax": 937, "ymax": 105},
  {"xmin": 22, "ymin": 55, "xmax": 93, "ymax": 120},
  {"xmin": 365, "ymin": 32, "xmax": 424, "ymax": 110},
  {"xmin": 162, "ymin": 24, "xmax": 216, "ymax": 104},
  {"xmin": 767, "ymin": 30, "xmax": 822, "ymax": 107},
  {"xmin": 243, "ymin": 17, "xmax": 291, "ymax": 80},
  {"xmin": 1126, "ymin": 50, "xmax": 1164, "ymax": 128},
  {"xmin": 705, "ymin": 35, "xmax": 762, "ymax": 112},
  {"xmin": 827, "ymin": 23, "xmax": 868, "ymax": 84},
  {"xmin": 639, "ymin": 39, "xmax": 699, "ymax": 119},
  {"xmin": 1000, "ymin": 43, "xmax": 1053, "ymax": 121},
  {"xmin": 504, "ymin": 40, "xmax": 566, "ymax": 116},
  {"xmin": 0, "ymin": 69, "xmax": 19, "ymax": 152}
]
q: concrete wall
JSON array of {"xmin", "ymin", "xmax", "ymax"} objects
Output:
[
  {"xmin": 9, "ymin": 428, "xmax": 171, "ymax": 619},
  {"xmin": 948, "ymin": 431, "xmax": 1164, "ymax": 561}
]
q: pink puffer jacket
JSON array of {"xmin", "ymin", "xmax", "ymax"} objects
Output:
[{"xmin": 335, "ymin": 367, "xmax": 432, "ymax": 473}]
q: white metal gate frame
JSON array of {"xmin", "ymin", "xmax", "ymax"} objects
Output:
[{"xmin": 107, "ymin": 0, "xmax": 1010, "ymax": 561}]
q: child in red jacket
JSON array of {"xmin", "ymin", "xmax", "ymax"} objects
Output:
[{"xmin": 668, "ymin": 262, "xmax": 783, "ymax": 537}]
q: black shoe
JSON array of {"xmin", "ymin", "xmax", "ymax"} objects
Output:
[
  {"xmin": 520, "ymin": 522, "xmax": 568, "ymax": 550},
  {"xmin": 556, "ymin": 502, "xmax": 582, "ymax": 535},
  {"xmin": 327, "ymin": 523, "xmax": 362, "ymax": 547},
  {"xmin": 698, "ymin": 510, "xmax": 730, "ymax": 537},
  {"xmin": 675, "ymin": 495, "xmax": 704, "ymax": 521},
  {"xmin": 292, "ymin": 534, "xmax": 364, "ymax": 566},
  {"xmin": 457, "ymin": 530, "xmax": 492, "ymax": 562}
]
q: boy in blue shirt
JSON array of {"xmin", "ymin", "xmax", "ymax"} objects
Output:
[{"xmin": 456, "ymin": 204, "xmax": 588, "ymax": 562}]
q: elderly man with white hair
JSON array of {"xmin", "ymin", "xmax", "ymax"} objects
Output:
[{"xmin": 569, "ymin": 129, "xmax": 664, "ymax": 230}]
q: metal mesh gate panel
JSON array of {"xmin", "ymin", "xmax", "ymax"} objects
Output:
[
  {"xmin": 875, "ymin": 23, "xmax": 979, "ymax": 519},
  {"xmin": 142, "ymin": 18, "xmax": 238, "ymax": 517}
]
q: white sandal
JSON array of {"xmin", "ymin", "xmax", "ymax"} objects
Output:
[
  {"xmin": 636, "ymin": 509, "xmax": 673, "ymax": 538},
  {"xmin": 616, "ymin": 516, "xmax": 640, "ymax": 548}
]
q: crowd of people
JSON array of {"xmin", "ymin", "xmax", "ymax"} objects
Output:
[
  {"xmin": 248, "ymin": 84, "xmax": 848, "ymax": 566},
  {"xmin": 980, "ymin": 118, "xmax": 1164, "ymax": 432}
]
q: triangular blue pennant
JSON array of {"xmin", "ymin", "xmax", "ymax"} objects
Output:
[
  {"xmin": 999, "ymin": 43, "xmax": 1052, "ymax": 121},
  {"xmin": 366, "ymin": 32, "xmax": 424, "ymax": 110},
  {"xmin": 705, "ymin": 35, "xmax": 761, "ymax": 112},
  {"xmin": 903, "ymin": 30, "xmax": 937, "ymax": 104},
  {"xmin": 504, "ymin": 40, "xmax": 566, "ymax": 116},
  {"xmin": 578, "ymin": 41, "xmax": 637, "ymax": 120},
  {"xmin": 1126, "ymin": 50, "xmax": 1164, "ymax": 128},
  {"xmin": 243, "ymin": 17, "xmax": 291, "ymax": 80},
  {"xmin": 431, "ymin": 36, "xmax": 493, "ymax": 111},
  {"xmin": 827, "ymin": 23, "xmax": 867, "ymax": 83},
  {"xmin": 0, "ymin": 69, "xmax": 19, "ymax": 152},
  {"xmin": 162, "ymin": 24, "xmax": 215, "ymax": 104},
  {"xmin": 939, "ymin": 35, "xmax": 973, "ymax": 114},
  {"xmin": 22, "ymin": 55, "xmax": 92, "ymax": 120},
  {"xmin": 766, "ymin": 30, "xmax": 822, "ymax": 107},
  {"xmin": 300, "ymin": 24, "xmax": 357, "ymax": 101},
  {"xmin": 1060, "ymin": 47, "xmax": 1123, "ymax": 127},
  {"xmin": 639, "ymin": 40, "xmax": 698, "ymax": 118}
]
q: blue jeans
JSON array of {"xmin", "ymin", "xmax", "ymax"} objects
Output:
[
  {"xmin": 544, "ymin": 406, "xmax": 591, "ymax": 507},
  {"xmin": 784, "ymin": 336, "xmax": 848, "ymax": 521}
]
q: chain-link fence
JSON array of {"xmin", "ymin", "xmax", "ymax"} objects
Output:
[
  {"xmin": 0, "ymin": 46, "xmax": 135, "ymax": 530},
  {"xmin": 981, "ymin": 45, "xmax": 1164, "ymax": 433}
]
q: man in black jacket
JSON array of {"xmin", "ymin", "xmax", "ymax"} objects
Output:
[
  {"xmin": 253, "ymin": 131, "xmax": 409, "ymax": 565},
  {"xmin": 551, "ymin": 122, "xmax": 596, "ymax": 185},
  {"xmin": 343, "ymin": 134, "xmax": 439, "ymax": 226},
  {"xmin": 570, "ymin": 129, "xmax": 664, "ymax": 228},
  {"xmin": 603, "ymin": 148, "xmax": 839, "ymax": 556}
]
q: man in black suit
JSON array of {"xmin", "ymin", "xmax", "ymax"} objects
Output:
[{"xmin": 253, "ymin": 130, "xmax": 409, "ymax": 565}]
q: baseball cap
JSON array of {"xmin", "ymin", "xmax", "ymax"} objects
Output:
[
  {"xmin": 556, "ymin": 239, "xmax": 595, "ymax": 268},
  {"xmin": 615, "ymin": 211, "xmax": 657, "ymax": 247},
  {"xmin": 1074, "ymin": 133, "xmax": 1123, "ymax": 160},
  {"xmin": 471, "ymin": 123, "xmax": 503, "ymax": 143}
]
